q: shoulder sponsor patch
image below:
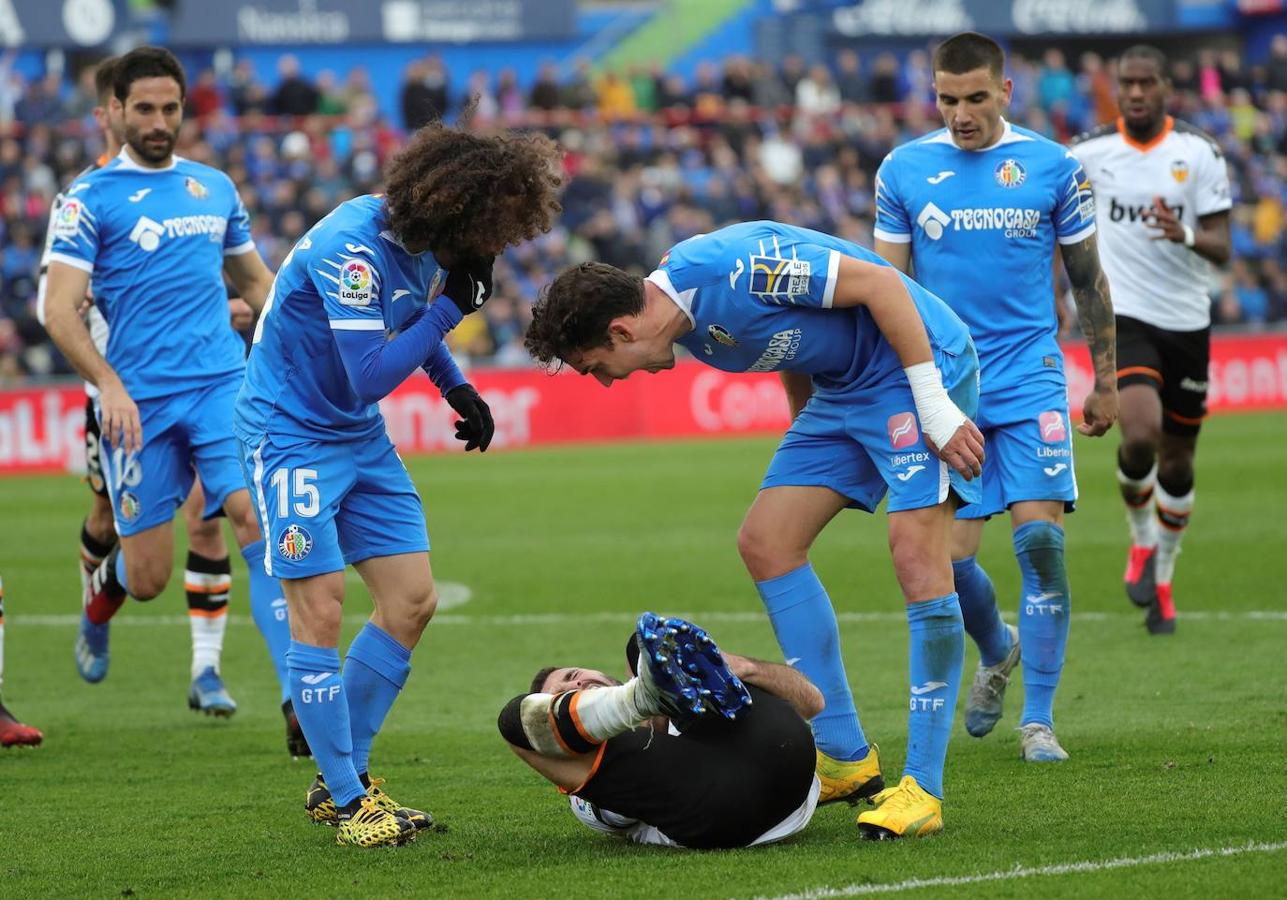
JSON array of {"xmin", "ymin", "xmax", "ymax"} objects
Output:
[
  {"xmin": 748, "ymin": 255, "xmax": 811, "ymax": 298},
  {"xmin": 54, "ymin": 199, "xmax": 83, "ymax": 239},
  {"xmin": 339, "ymin": 259, "xmax": 376, "ymax": 306}
]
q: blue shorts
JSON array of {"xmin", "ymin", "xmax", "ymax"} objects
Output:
[
  {"xmin": 237, "ymin": 431, "xmax": 430, "ymax": 579},
  {"xmin": 762, "ymin": 347, "xmax": 982, "ymax": 514},
  {"xmin": 98, "ymin": 378, "xmax": 247, "ymax": 538},
  {"xmin": 957, "ymin": 377, "xmax": 1077, "ymax": 521}
]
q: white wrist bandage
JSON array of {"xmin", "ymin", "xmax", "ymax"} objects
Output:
[{"xmin": 904, "ymin": 361, "xmax": 966, "ymax": 450}]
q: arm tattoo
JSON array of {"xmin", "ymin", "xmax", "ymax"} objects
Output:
[{"xmin": 1062, "ymin": 235, "xmax": 1116, "ymax": 388}]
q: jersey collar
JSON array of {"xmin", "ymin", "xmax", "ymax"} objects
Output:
[
  {"xmin": 929, "ymin": 118, "xmax": 1030, "ymax": 152},
  {"xmin": 1116, "ymin": 115, "xmax": 1173, "ymax": 153},
  {"xmin": 115, "ymin": 146, "xmax": 181, "ymax": 173},
  {"xmin": 645, "ymin": 269, "xmax": 696, "ymax": 328}
]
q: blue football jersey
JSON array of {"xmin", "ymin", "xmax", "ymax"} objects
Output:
[
  {"xmin": 235, "ymin": 194, "xmax": 448, "ymax": 443},
  {"xmin": 874, "ymin": 120, "xmax": 1095, "ymax": 394},
  {"xmin": 47, "ymin": 149, "xmax": 255, "ymax": 400},
  {"xmin": 650, "ymin": 221, "xmax": 970, "ymax": 395}
]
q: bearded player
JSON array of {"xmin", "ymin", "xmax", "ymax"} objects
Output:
[{"xmin": 1071, "ymin": 45, "xmax": 1231, "ymax": 635}]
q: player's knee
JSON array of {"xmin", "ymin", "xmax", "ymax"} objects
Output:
[
  {"xmin": 1157, "ymin": 457, "xmax": 1195, "ymax": 494},
  {"xmin": 737, "ymin": 521, "xmax": 799, "ymax": 581},
  {"xmin": 1119, "ymin": 427, "xmax": 1160, "ymax": 468},
  {"xmin": 397, "ymin": 582, "xmax": 437, "ymax": 634},
  {"xmin": 86, "ymin": 500, "xmax": 116, "ymax": 544},
  {"xmin": 889, "ymin": 540, "xmax": 946, "ymax": 601},
  {"xmin": 126, "ymin": 558, "xmax": 171, "ymax": 601}
]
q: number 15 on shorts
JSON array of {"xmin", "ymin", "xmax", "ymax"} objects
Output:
[{"xmin": 270, "ymin": 467, "xmax": 320, "ymax": 518}]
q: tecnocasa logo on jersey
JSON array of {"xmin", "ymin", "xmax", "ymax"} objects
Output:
[
  {"xmin": 916, "ymin": 202, "xmax": 1041, "ymax": 241},
  {"xmin": 128, "ymin": 214, "xmax": 228, "ymax": 252}
]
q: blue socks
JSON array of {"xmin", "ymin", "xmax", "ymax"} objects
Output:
[
  {"xmin": 241, "ymin": 541, "xmax": 292, "ymax": 702},
  {"xmin": 1014, "ymin": 522, "xmax": 1070, "ymax": 729},
  {"xmin": 344, "ymin": 623, "xmax": 412, "ymax": 775},
  {"xmin": 288, "ymin": 641, "xmax": 365, "ymax": 807},
  {"xmin": 903, "ymin": 594, "xmax": 964, "ymax": 799},
  {"xmin": 756, "ymin": 563, "xmax": 869, "ymax": 761},
  {"xmin": 952, "ymin": 556, "xmax": 1012, "ymax": 666}
]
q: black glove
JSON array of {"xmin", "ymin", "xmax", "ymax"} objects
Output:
[
  {"xmin": 441, "ymin": 256, "xmax": 495, "ymax": 316},
  {"xmin": 445, "ymin": 383, "xmax": 494, "ymax": 452}
]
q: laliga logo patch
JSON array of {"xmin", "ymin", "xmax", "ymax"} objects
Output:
[
  {"xmin": 185, "ymin": 177, "xmax": 209, "ymax": 200},
  {"xmin": 339, "ymin": 260, "xmax": 374, "ymax": 306},
  {"xmin": 994, "ymin": 159, "xmax": 1026, "ymax": 189},
  {"xmin": 54, "ymin": 199, "xmax": 82, "ymax": 239},
  {"xmin": 707, "ymin": 324, "xmax": 738, "ymax": 347},
  {"xmin": 658, "ymin": 249, "xmax": 671, "ymax": 267},
  {"xmin": 428, "ymin": 268, "xmax": 444, "ymax": 300},
  {"xmin": 277, "ymin": 524, "xmax": 313, "ymax": 561},
  {"xmin": 1170, "ymin": 160, "xmax": 1189, "ymax": 184},
  {"xmin": 1038, "ymin": 410, "xmax": 1066, "ymax": 443},
  {"xmin": 118, "ymin": 491, "xmax": 141, "ymax": 523},
  {"xmin": 888, "ymin": 412, "xmax": 919, "ymax": 450}
]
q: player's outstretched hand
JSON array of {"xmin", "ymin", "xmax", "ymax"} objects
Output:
[
  {"xmin": 442, "ymin": 256, "xmax": 496, "ymax": 316},
  {"xmin": 927, "ymin": 418, "xmax": 985, "ymax": 480},
  {"xmin": 228, "ymin": 297, "xmax": 255, "ymax": 332},
  {"xmin": 1078, "ymin": 384, "xmax": 1119, "ymax": 436},
  {"xmin": 446, "ymin": 383, "xmax": 494, "ymax": 452},
  {"xmin": 99, "ymin": 376, "xmax": 142, "ymax": 455}
]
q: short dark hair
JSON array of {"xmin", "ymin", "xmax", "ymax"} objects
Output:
[
  {"xmin": 1119, "ymin": 45, "xmax": 1168, "ymax": 78},
  {"xmin": 933, "ymin": 31, "xmax": 1005, "ymax": 80},
  {"xmin": 92, "ymin": 57, "xmax": 119, "ymax": 105},
  {"xmin": 525, "ymin": 262, "xmax": 646, "ymax": 369},
  {"xmin": 530, "ymin": 666, "xmax": 559, "ymax": 694},
  {"xmin": 114, "ymin": 46, "xmax": 186, "ymax": 102},
  {"xmin": 383, "ymin": 123, "xmax": 562, "ymax": 260}
]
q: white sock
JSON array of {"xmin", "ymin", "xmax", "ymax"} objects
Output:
[
  {"xmin": 519, "ymin": 679, "xmax": 652, "ymax": 757},
  {"xmin": 1117, "ymin": 462, "xmax": 1159, "ymax": 548},
  {"xmin": 187, "ymin": 569, "xmax": 231, "ymax": 678},
  {"xmin": 1154, "ymin": 484, "xmax": 1195, "ymax": 584}
]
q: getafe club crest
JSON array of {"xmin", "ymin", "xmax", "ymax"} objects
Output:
[
  {"xmin": 185, "ymin": 176, "xmax": 209, "ymax": 199},
  {"xmin": 118, "ymin": 491, "xmax": 141, "ymax": 522},
  {"xmin": 994, "ymin": 159, "xmax": 1026, "ymax": 189},
  {"xmin": 707, "ymin": 324, "xmax": 738, "ymax": 347},
  {"xmin": 278, "ymin": 524, "xmax": 313, "ymax": 561}
]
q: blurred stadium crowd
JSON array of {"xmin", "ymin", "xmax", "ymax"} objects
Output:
[{"xmin": 1, "ymin": 38, "xmax": 1285, "ymax": 381}]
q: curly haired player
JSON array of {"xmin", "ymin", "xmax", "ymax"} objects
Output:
[{"xmin": 235, "ymin": 122, "xmax": 562, "ymax": 847}]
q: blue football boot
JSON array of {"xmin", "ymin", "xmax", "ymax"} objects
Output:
[
  {"xmin": 188, "ymin": 666, "xmax": 237, "ymax": 717},
  {"xmin": 74, "ymin": 613, "xmax": 110, "ymax": 684},
  {"xmin": 635, "ymin": 612, "xmax": 751, "ymax": 721}
]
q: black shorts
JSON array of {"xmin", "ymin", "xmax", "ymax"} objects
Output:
[
  {"xmin": 1116, "ymin": 315, "xmax": 1210, "ymax": 437},
  {"xmin": 84, "ymin": 397, "xmax": 108, "ymax": 498},
  {"xmin": 572, "ymin": 686, "xmax": 816, "ymax": 849}
]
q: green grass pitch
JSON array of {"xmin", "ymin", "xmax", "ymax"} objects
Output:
[{"xmin": 2, "ymin": 412, "xmax": 1285, "ymax": 898}]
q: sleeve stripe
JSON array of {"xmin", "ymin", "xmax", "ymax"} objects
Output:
[
  {"xmin": 873, "ymin": 228, "xmax": 912, "ymax": 244},
  {"xmin": 821, "ymin": 249, "xmax": 841, "ymax": 309},
  {"xmin": 1057, "ymin": 223, "xmax": 1097, "ymax": 246},
  {"xmin": 224, "ymin": 241, "xmax": 256, "ymax": 256},
  {"xmin": 329, "ymin": 318, "xmax": 385, "ymax": 331},
  {"xmin": 47, "ymin": 253, "xmax": 94, "ymax": 273}
]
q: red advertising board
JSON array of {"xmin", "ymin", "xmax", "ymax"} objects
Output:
[{"xmin": 2, "ymin": 333, "xmax": 1284, "ymax": 476}]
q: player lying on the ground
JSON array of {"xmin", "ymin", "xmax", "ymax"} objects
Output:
[
  {"xmin": 1071, "ymin": 45, "xmax": 1232, "ymax": 636},
  {"xmin": 527, "ymin": 220, "xmax": 984, "ymax": 839},
  {"xmin": 874, "ymin": 32, "xmax": 1118, "ymax": 762},
  {"xmin": 34, "ymin": 56, "xmax": 273, "ymax": 728},
  {"xmin": 0, "ymin": 575, "xmax": 42, "ymax": 748},
  {"xmin": 500, "ymin": 613, "xmax": 822, "ymax": 849},
  {"xmin": 42, "ymin": 48, "xmax": 296, "ymax": 749},
  {"xmin": 235, "ymin": 121, "xmax": 563, "ymax": 848}
]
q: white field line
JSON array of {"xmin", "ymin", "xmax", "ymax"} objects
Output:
[
  {"xmin": 9, "ymin": 606, "xmax": 1287, "ymax": 628},
  {"xmin": 756, "ymin": 840, "xmax": 1287, "ymax": 900}
]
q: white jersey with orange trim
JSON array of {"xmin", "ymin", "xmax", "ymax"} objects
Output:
[{"xmin": 1070, "ymin": 117, "xmax": 1232, "ymax": 331}]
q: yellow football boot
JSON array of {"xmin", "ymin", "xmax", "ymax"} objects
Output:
[
  {"xmin": 335, "ymin": 797, "xmax": 416, "ymax": 848},
  {"xmin": 816, "ymin": 744, "xmax": 884, "ymax": 806},
  {"xmin": 306, "ymin": 774, "xmax": 433, "ymax": 831},
  {"xmin": 856, "ymin": 775, "xmax": 943, "ymax": 840}
]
